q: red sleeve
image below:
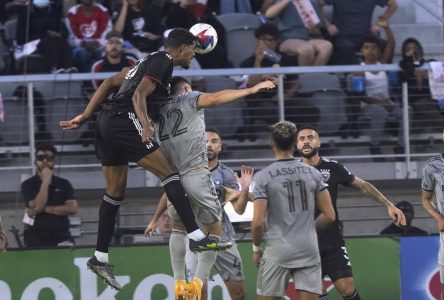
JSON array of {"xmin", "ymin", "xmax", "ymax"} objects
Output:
[{"xmin": 95, "ymin": 7, "xmax": 111, "ymax": 38}]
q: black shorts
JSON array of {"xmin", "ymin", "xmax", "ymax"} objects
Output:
[
  {"xmin": 95, "ymin": 110, "xmax": 159, "ymax": 166},
  {"xmin": 319, "ymin": 239, "xmax": 353, "ymax": 282}
]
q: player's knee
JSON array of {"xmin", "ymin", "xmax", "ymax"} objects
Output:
[{"xmin": 337, "ymin": 281, "xmax": 356, "ymax": 298}]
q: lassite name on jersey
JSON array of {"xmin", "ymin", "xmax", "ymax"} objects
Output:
[{"xmin": 268, "ymin": 166, "xmax": 316, "ymax": 178}]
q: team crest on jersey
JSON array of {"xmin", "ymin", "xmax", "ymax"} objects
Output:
[
  {"xmin": 320, "ymin": 169, "xmax": 330, "ymax": 182},
  {"xmin": 213, "ymin": 177, "xmax": 223, "ymax": 187}
]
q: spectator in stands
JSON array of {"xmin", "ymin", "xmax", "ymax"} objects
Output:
[
  {"xmin": 321, "ymin": 0, "xmax": 398, "ymax": 65},
  {"xmin": 66, "ymin": 0, "xmax": 112, "ymax": 72},
  {"xmin": 16, "ymin": 0, "xmax": 75, "ymax": 73},
  {"xmin": 354, "ymin": 20, "xmax": 409, "ymax": 161},
  {"xmin": 165, "ymin": 0, "xmax": 229, "ymax": 69},
  {"xmin": 156, "ymin": 211, "xmax": 172, "ymax": 235},
  {"xmin": 239, "ymin": 23, "xmax": 319, "ymax": 139},
  {"xmin": 380, "ymin": 200, "xmax": 428, "ymax": 236},
  {"xmin": 206, "ymin": 0, "xmax": 253, "ymax": 14},
  {"xmin": 264, "ymin": 0, "xmax": 332, "ymax": 66},
  {"xmin": 21, "ymin": 144, "xmax": 78, "ymax": 248},
  {"xmin": 91, "ymin": 31, "xmax": 137, "ymax": 90},
  {"xmin": 113, "ymin": 0, "xmax": 163, "ymax": 59},
  {"xmin": 398, "ymin": 37, "xmax": 444, "ymax": 133}
]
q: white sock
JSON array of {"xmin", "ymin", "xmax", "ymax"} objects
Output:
[
  {"xmin": 94, "ymin": 251, "xmax": 109, "ymax": 263},
  {"xmin": 188, "ymin": 229, "xmax": 205, "ymax": 241}
]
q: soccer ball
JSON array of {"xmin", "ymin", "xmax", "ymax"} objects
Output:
[{"xmin": 189, "ymin": 23, "xmax": 218, "ymax": 54}]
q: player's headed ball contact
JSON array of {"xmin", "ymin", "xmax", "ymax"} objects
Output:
[{"xmin": 189, "ymin": 23, "xmax": 218, "ymax": 54}]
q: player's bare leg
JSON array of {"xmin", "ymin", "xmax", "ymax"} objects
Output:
[
  {"xmin": 224, "ymin": 280, "xmax": 246, "ymax": 300},
  {"xmin": 87, "ymin": 165, "xmax": 129, "ymax": 290}
]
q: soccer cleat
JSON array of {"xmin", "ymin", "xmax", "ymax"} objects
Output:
[
  {"xmin": 87, "ymin": 256, "xmax": 122, "ymax": 290},
  {"xmin": 188, "ymin": 235, "xmax": 233, "ymax": 253},
  {"xmin": 186, "ymin": 278, "xmax": 202, "ymax": 300},
  {"xmin": 175, "ymin": 280, "xmax": 187, "ymax": 300}
]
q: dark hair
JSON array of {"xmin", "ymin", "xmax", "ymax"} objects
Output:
[
  {"xmin": 270, "ymin": 121, "xmax": 297, "ymax": 151},
  {"xmin": 401, "ymin": 37, "xmax": 424, "ymax": 60},
  {"xmin": 165, "ymin": 28, "xmax": 197, "ymax": 50},
  {"xmin": 205, "ymin": 127, "xmax": 222, "ymax": 139},
  {"xmin": 169, "ymin": 76, "xmax": 190, "ymax": 96},
  {"xmin": 254, "ymin": 23, "xmax": 279, "ymax": 39},
  {"xmin": 296, "ymin": 124, "xmax": 319, "ymax": 137},
  {"xmin": 361, "ymin": 35, "xmax": 381, "ymax": 49},
  {"xmin": 35, "ymin": 143, "xmax": 57, "ymax": 156}
]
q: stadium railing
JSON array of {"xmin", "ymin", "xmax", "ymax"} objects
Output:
[{"xmin": 0, "ymin": 64, "xmax": 442, "ymax": 189}]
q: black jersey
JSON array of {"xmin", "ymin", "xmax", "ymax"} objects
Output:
[
  {"xmin": 311, "ymin": 157, "xmax": 354, "ymax": 248},
  {"xmin": 102, "ymin": 51, "xmax": 173, "ymax": 115}
]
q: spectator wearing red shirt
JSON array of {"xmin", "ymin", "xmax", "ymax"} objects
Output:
[{"xmin": 66, "ymin": 0, "xmax": 112, "ymax": 72}]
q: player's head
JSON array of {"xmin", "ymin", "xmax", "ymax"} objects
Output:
[
  {"xmin": 270, "ymin": 121, "xmax": 297, "ymax": 152},
  {"xmin": 165, "ymin": 28, "xmax": 197, "ymax": 69},
  {"xmin": 169, "ymin": 76, "xmax": 192, "ymax": 96},
  {"xmin": 361, "ymin": 35, "xmax": 382, "ymax": 63},
  {"xmin": 206, "ymin": 128, "xmax": 222, "ymax": 161},
  {"xmin": 35, "ymin": 143, "xmax": 57, "ymax": 171},
  {"xmin": 296, "ymin": 125, "xmax": 321, "ymax": 159}
]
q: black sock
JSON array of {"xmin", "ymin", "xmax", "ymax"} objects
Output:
[
  {"xmin": 96, "ymin": 194, "xmax": 122, "ymax": 253},
  {"xmin": 343, "ymin": 290, "xmax": 360, "ymax": 300},
  {"xmin": 161, "ymin": 174, "xmax": 199, "ymax": 233}
]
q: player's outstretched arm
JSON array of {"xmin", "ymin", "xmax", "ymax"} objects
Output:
[
  {"xmin": 422, "ymin": 189, "xmax": 444, "ymax": 232},
  {"xmin": 314, "ymin": 189, "xmax": 336, "ymax": 231},
  {"xmin": 351, "ymin": 176, "xmax": 406, "ymax": 226},
  {"xmin": 232, "ymin": 165, "xmax": 254, "ymax": 214},
  {"xmin": 145, "ymin": 193, "xmax": 168, "ymax": 236},
  {"xmin": 60, "ymin": 68, "xmax": 129, "ymax": 130},
  {"xmin": 198, "ymin": 80, "xmax": 276, "ymax": 108}
]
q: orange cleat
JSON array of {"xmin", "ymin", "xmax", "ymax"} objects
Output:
[
  {"xmin": 186, "ymin": 278, "xmax": 202, "ymax": 300},
  {"xmin": 175, "ymin": 280, "xmax": 187, "ymax": 300}
]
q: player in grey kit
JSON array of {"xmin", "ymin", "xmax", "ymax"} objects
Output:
[
  {"xmin": 251, "ymin": 121, "xmax": 336, "ymax": 300},
  {"xmin": 422, "ymin": 128, "xmax": 444, "ymax": 299},
  {"xmin": 148, "ymin": 128, "xmax": 252, "ymax": 300},
  {"xmin": 145, "ymin": 76, "xmax": 275, "ymax": 299}
]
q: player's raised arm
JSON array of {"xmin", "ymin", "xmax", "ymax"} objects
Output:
[
  {"xmin": 197, "ymin": 80, "xmax": 276, "ymax": 108},
  {"xmin": 60, "ymin": 68, "xmax": 129, "ymax": 130}
]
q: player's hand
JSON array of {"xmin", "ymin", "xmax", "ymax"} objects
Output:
[
  {"xmin": 437, "ymin": 216, "xmax": 444, "ymax": 232},
  {"xmin": 387, "ymin": 204, "xmax": 406, "ymax": 226},
  {"xmin": 144, "ymin": 219, "xmax": 158, "ymax": 236},
  {"xmin": 60, "ymin": 114, "xmax": 88, "ymax": 130},
  {"xmin": 141, "ymin": 125, "xmax": 154, "ymax": 144},
  {"xmin": 252, "ymin": 250, "xmax": 262, "ymax": 267},
  {"xmin": 252, "ymin": 80, "xmax": 276, "ymax": 94},
  {"xmin": 0, "ymin": 230, "xmax": 8, "ymax": 252},
  {"xmin": 237, "ymin": 165, "xmax": 254, "ymax": 192}
]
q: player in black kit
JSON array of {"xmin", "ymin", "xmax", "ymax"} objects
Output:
[
  {"xmin": 60, "ymin": 28, "xmax": 223, "ymax": 290},
  {"xmin": 296, "ymin": 125, "xmax": 406, "ymax": 300}
]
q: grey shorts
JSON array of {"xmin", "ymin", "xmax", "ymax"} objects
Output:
[
  {"xmin": 168, "ymin": 170, "xmax": 221, "ymax": 225},
  {"xmin": 185, "ymin": 239, "xmax": 244, "ymax": 281},
  {"xmin": 256, "ymin": 258, "xmax": 322, "ymax": 297},
  {"xmin": 439, "ymin": 243, "xmax": 444, "ymax": 283}
]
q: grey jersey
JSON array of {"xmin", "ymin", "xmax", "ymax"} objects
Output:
[
  {"xmin": 422, "ymin": 154, "xmax": 444, "ymax": 242},
  {"xmin": 156, "ymin": 91, "xmax": 207, "ymax": 175},
  {"xmin": 252, "ymin": 158, "xmax": 328, "ymax": 268},
  {"xmin": 211, "ymin": 162, "xmax": 240, "ymax": 242}
]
